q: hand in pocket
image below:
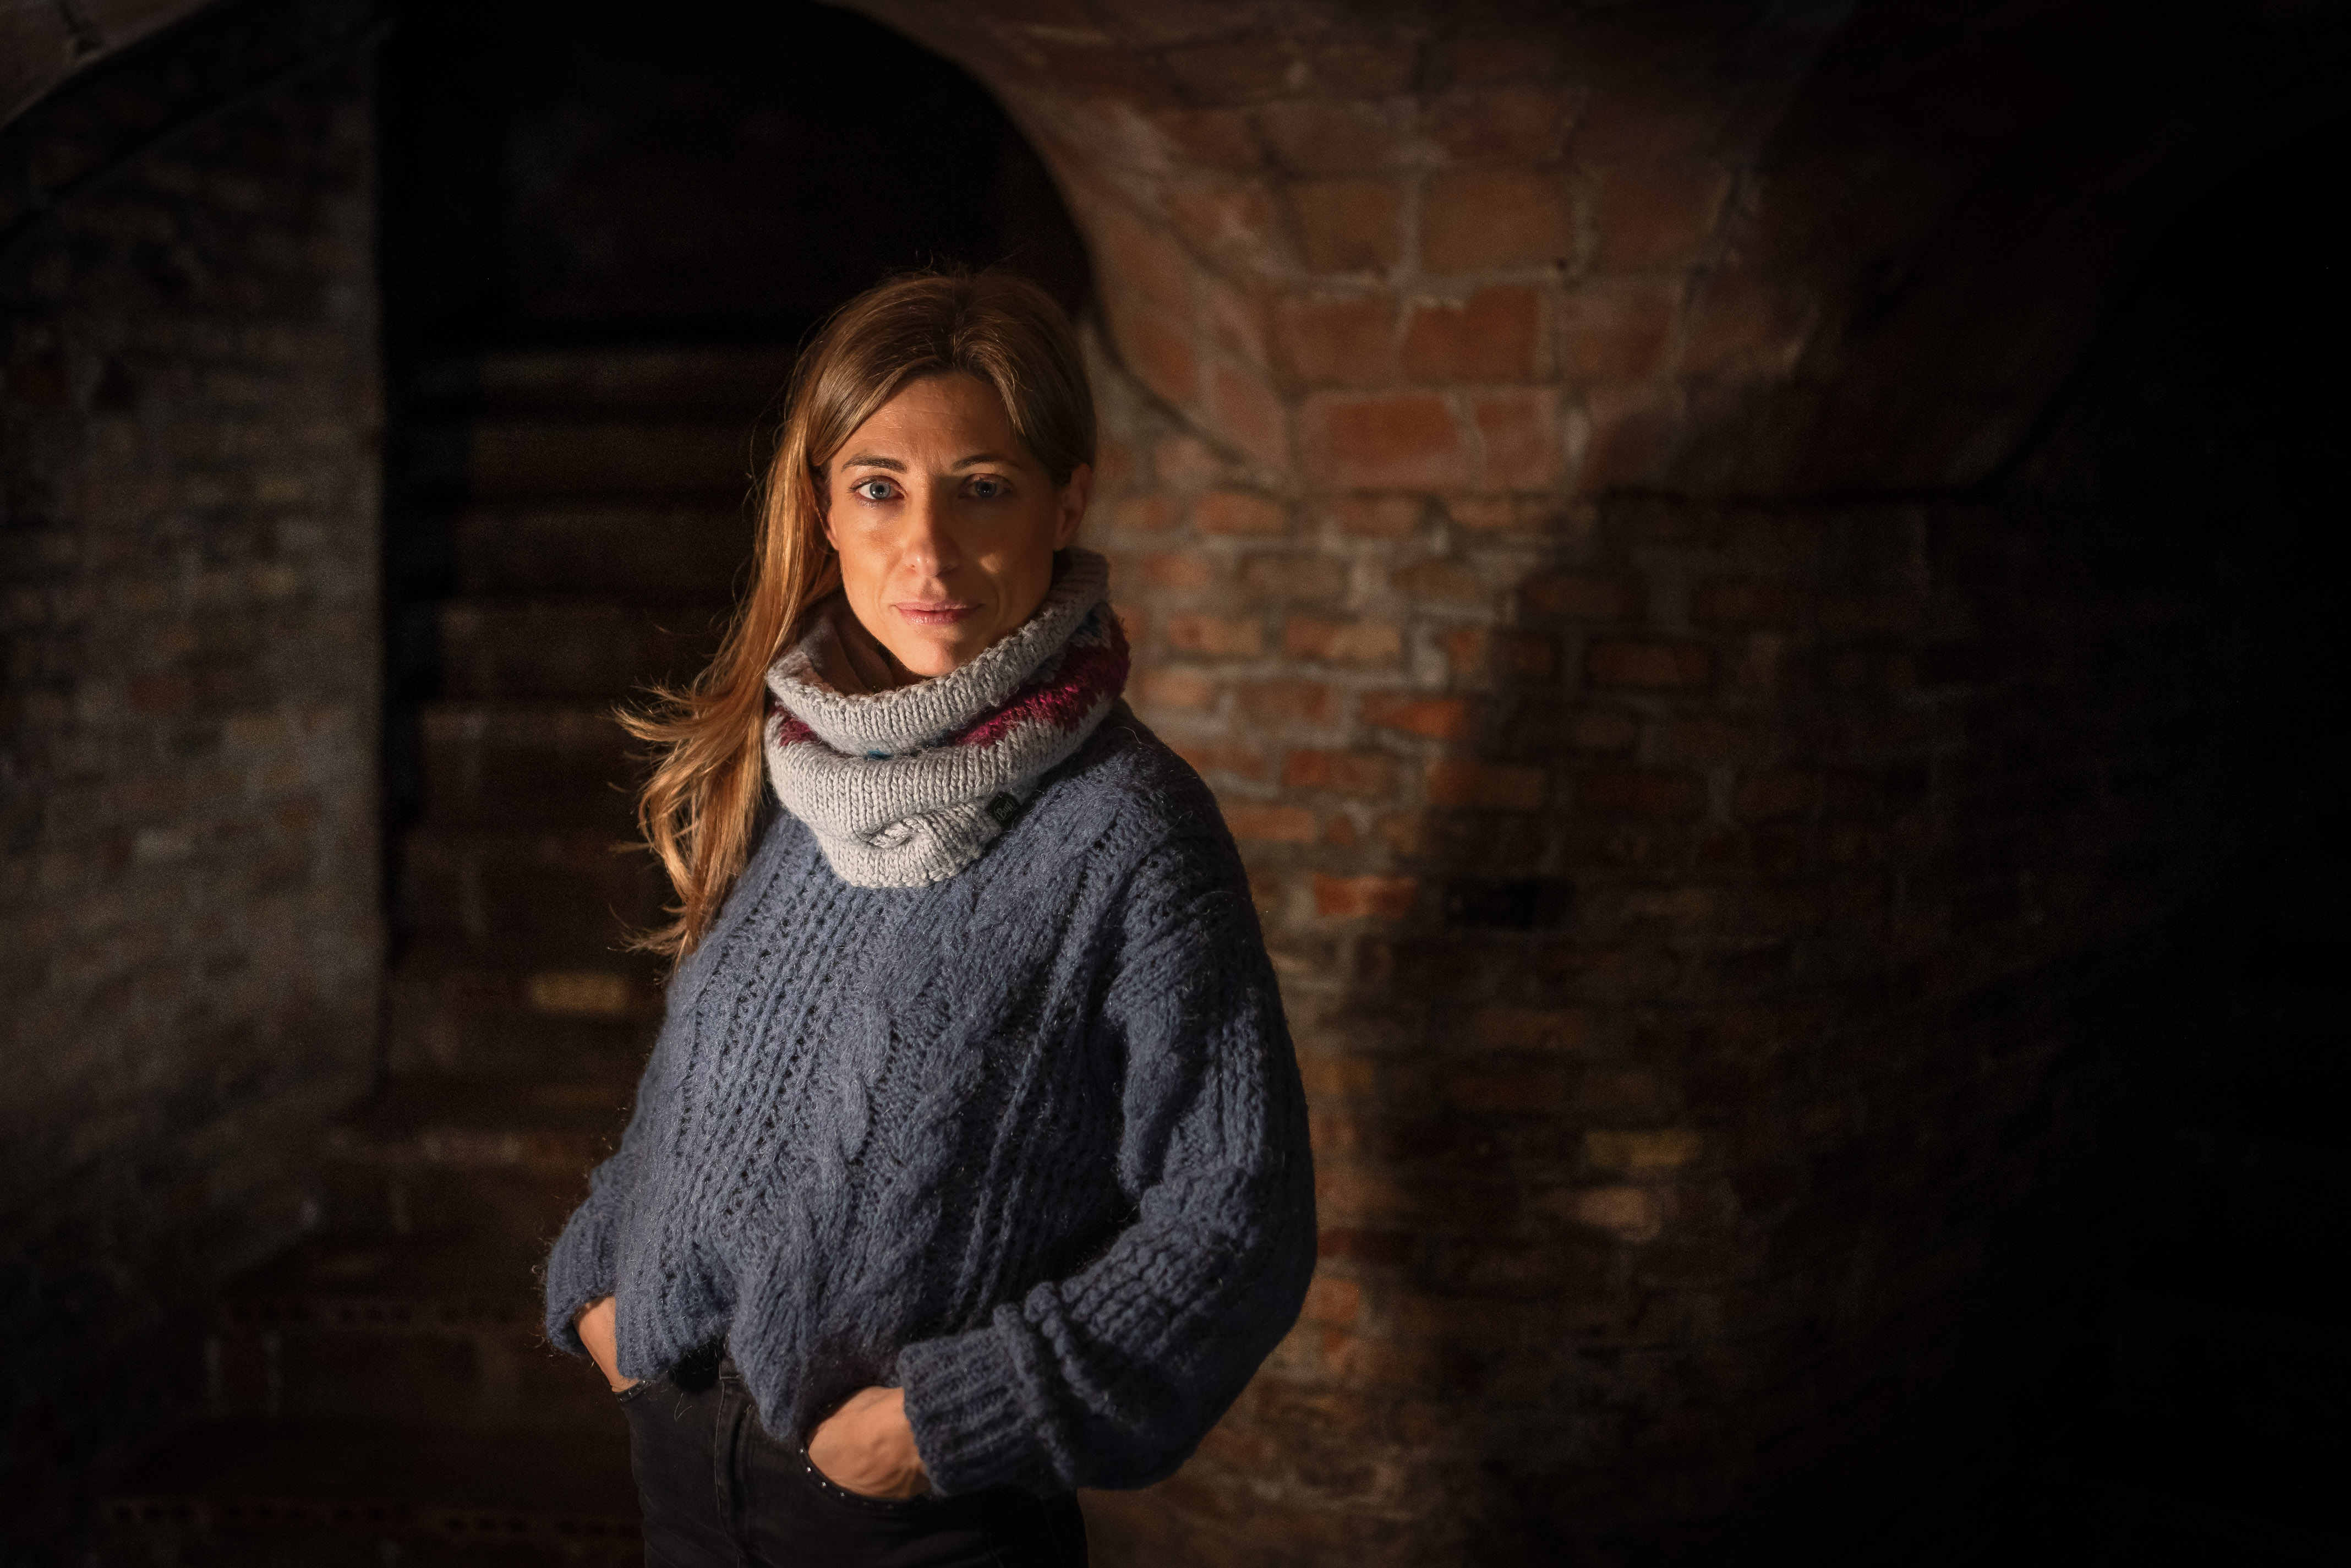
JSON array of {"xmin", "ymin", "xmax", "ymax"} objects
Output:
[
  {"xmin": 574, "ymin": 1296, "xmax": 639, "ymax": 1392},
  {"xmin": 806, "ymin": 1386, "xmax": 930, "ymax": 1499}
]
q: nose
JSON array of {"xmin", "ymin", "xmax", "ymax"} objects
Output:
[{"xmin": 904, "ymin": 482, "xmax": 960, "ymax": 580}]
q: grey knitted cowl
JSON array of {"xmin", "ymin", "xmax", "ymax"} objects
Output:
[{"xmin": 762, "ymin": 547, "xmax": 1129, "ymax": 888}]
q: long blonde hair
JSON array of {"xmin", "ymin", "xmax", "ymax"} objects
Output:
[{"xmin": 621, "ymin": 269, "xmax": 1097, "ymax": 958}]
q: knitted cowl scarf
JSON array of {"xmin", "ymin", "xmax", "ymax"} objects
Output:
[{"xmin": 762, "ymin": 547, "xmax": 1129, "ymax": 888}]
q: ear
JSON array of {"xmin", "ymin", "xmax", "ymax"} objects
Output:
[{"xmin": 1053, "ymin": 463, "xmax": 1092, "ymax": 550}]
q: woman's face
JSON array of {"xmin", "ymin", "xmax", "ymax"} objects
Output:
[{"xmin": 821, "ymin": 373, "xmax": 1090, "ymax": 683}]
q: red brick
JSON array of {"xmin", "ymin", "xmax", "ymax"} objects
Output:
[
  {"xmin": 1299, "ymin": 1052, "xmax": 1376, "ymax": 1099},
  {"xmin": 1090, "ymin": 433, "xmax": 1134, "ymax": 490},
  {"xmin": 1150, "ymin": 107, "xmax": 1266, "ymax": 171},
  {"xmin": 1314, "ymin": 873, "xmax": 1420, "ymax": 920},
  {"xmin": 1173, "ymin": 741, "xmax": 1267, "ymax": 780},
  {"xmin": 1362, "ymin": 693, "xmax": 1474, "ymax": 741},
  {"xmin": 1237, "ymin": 680, "xmax": 1337, "ymax": 724},
  {"xmin": 1401, "ymin": 287, "xmax": 1541, "ymax": 381},
  {"xmin": 1522, "ymin": 572, "xmax": 1644, "ymax": 621},
  {"xmin": 1507, "ymin": 634, "xmax": 1558, "ymax": 680},
  {"xmin": 1112, "ymin": 495, "xmax": 1180, "ymax": 532},
  {"xmin": 1660, "ymin": 716, "xmax": 1769, "ymax": 766},
  {"xmin": 1196, "ymin": 490, "xmax": 1288, "ymax": 536},
  {"xmin": 1300, "ymin": 394, "xmax": 1470, "ymax": 488},
  {"xmin": 127, "ymin": 673, "xmax": 195, "ymax": 713},
  {"xmin": 1255, "ymin": 100, "xmax": 1412, "ymax": 176},
  {"xmin": 1446, "ymin": 1067, "xmax": 1570, "ymax": 1113},
  {"xmin": 1140, "ymin": 551, "xmax": 1217, "ymax": 588},
  {"xmin": 1165, "ymin": 614, "xmax": 1264, "ymax": 657},
  {"xmin": 1680, "ymin": 269, "xmax": 1807, "ymax": 377},
  {"xmin": 1592, "ymin": 163, "xmax": 1734, "ymax": 270},
  {"xmin": 1426, "ymin": 760, "xmax": 1546, "ymax": 810},
  {"xmin": 1284, "ymin": 616, "xmax": 1404, "ymax": 665},
  {"xmin": 1438, "ymin": 26, "xmax": 1566, "ymax": 86},
  {"xmin": 1445, "ymin": 497, "xmax": 1514, "ymax": 531},
  {"xmin": 1096, "ymin": 203, "xmax": 1191, "ymax": 317},
  {"xmin": 1199, "ymin": 275, "xmax": 1270, "ymax": 367},
  {"xmin": 1275, "ymin": 294, "xmax": 1394, "ymax": 386},
  {"xmin": 1557, "ymin": 281, "xmax": 1680, "ymax": 380},
  {"xmin": 1617, "ymin": 886, "xmax": 1723, "ymax": 931},
  {"xmin": 1690, "ymin": 578, "xmax": 1800, "ymax": 624},
  {"xmin": 1579, "ymin": 769, "xmax": 1703, "ymax": 817},
  {"xmin": 1326, "ymin": 494, "xmax": 1423, "ymax": 537},
  {"xmin": 1224, "ymin": 802, "xmax": 1318, "ymax": 843},
  {"xmin": 1317, "ymin": 1226, "xmax": 1411, "ymax": 1264},
  {"xmin": 1544, "ymin": 1185, "xmax": 1664, "ymax": 1242},
  {"xmin": 1169, "ymin": 184, "xmax": 1286, "ymax": 277},
  {"xmin": 1574, "ymin": 86, "xmax": 1716, "ymax": 166},
  {"xmin": 1240, "ymin": 554, "xmax": 1346, "ymax": 602},
  {"xmin": 1579, "ymin": 385, "xmax": 1677, "ymax": 490},
  {"xmin": 1135, "ymin": 668, "xmax": 1217, "ymax": 709},
  {"xmin": 1423, "ymin": 171, "xmax": 1571, "ymax": 273},
  {"xmin": 1473, "ymin": 1007, "xmax": 1589, "ymax": 1051},
  {"xmin": 1209, "ymin": 363, "xmax": 1291, "ymax": 469},
  {"xmin": 1284, "ymin": 749, "xmax": 1397, "ymax": 796},
  {"xmin": 1310, "ymin": 39, "xmax": 1420, "ymax": 95},
  {"xmin": 1378, "ymin": 814, "xmax": 1425, "ymax": 855},
  {"xmin": 1577, "ymin": 1070, "xmax": 1672, "ymax": 1117},
  {"xmin": 1291, "ymin": 180, "xmax": 1406, "ymax": 273},
  {"xmin": 1475, "ymin": 389, "xmax": 1562, "ymax": 488},
  {"xmin": 1389, "ymin": 559, "xmax": 1485, "ymax": 604},
  {"xmin": 1539, "ymin": 942, "xmax": 1680, "ymax": 995},
  {"xmin": 1118, "ymin": 307, "xmax": 1198, "ymax": 408},
  {"xmin": 1032, "ymin": 40, "xmax": 1182, "ymax": 106},
  {"xmin": 1439, "ymin": 627, "xmax": 1489, "ymax": 680},
  {"xmin": 1584, "ymin": 1128, "xmax": 1703, "ymax": 1172},
  {"xmin": 1301, "ymin": 1272, "xmax": 1363, "ymax": 1327},
  {"xmin": 1737, "ymin": 770, "xmax": 1819, "ymax": 821},
  {"xmin": 1586, "ymin": 638, "xmax": 1712, "ymax": 689},
  {"xmin": 1424, "ymin": 87, "xmax": 1576, "ymax": 163},
  {"xmin": 1162, "ymin": 41, "xmax": 1299, "ymax": 105},
  {"xmin": 1153, "ymin": 436, "xmax": 1219, "ymax": 487}
]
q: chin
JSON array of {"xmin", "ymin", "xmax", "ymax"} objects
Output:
[{"xmin": 892, "ymin": 637, "xmax": 980, "ymax": 679}]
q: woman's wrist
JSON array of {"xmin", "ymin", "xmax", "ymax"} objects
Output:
[{"xmin": 807, "ymin": 1385, "xmax": 930, "ymax": 1498}]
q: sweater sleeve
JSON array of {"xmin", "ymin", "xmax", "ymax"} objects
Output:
[
  {"xmin": 542, "ymin": 979, "xmax": 700, "ymax": 1354},
  {"xmin": 895, "ymin": 832, "xmax": 1319, "ymax": 1496},
  {"xmin": 541, "ymin": 1128, "xmax": 644, "ymax": 1356}
]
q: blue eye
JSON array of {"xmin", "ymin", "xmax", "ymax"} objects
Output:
[
  {"xmin": 970, "ymin": 477, "xmax": 1005, "ymax": 500},
  {"xmin": 855, "ymin": 478, "xmax": 893, "ymax": 502}
]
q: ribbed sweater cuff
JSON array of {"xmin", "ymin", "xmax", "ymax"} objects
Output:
[
  {"xmin": 542, "ymin": 1209, "xmax": 618, "ymax": 1357},
  {"xmin": 898, "ymin": 1320, "xmax": 1047, "ymax": 1498}
]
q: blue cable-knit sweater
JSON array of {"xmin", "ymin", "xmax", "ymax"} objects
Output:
[{"xmin": 542, "ymin": 706, "xmax": 1317, "ymax": 1498}]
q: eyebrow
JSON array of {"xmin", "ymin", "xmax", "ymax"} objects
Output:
[{"xmin": 836, "ymin": 451, "xmax": 1023, "ymax": 472}]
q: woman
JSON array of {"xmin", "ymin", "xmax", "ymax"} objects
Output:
[{"xmin": 540, "ymin": 269, "xmax": 1317, "ymax": 1568}]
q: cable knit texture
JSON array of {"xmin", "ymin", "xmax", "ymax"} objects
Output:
[
  {"xmin": 763, "ymin": 548, "xmax": 1129, "ymax": 888},
  {"xmin": 541, "ymin": 696, "xmax": 1319, "ymax": 1498}
]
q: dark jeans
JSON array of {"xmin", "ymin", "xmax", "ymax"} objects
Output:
[{"xmin": 616, "ymin": 1356, "xmax": 1089, "ymax": 1567}]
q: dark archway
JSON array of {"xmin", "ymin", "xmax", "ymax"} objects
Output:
[
  {"xmin": 377, "ymin": 0, "xmax": 1094, "ymax": 930},
  {"xmin": 379, "ymin": 0, "xmax": 1089, "ymax": 348}
]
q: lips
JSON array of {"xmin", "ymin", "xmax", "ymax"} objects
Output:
[{"xmin": 893, "ymin": 600, "xmax": 980, "ymax": 627}]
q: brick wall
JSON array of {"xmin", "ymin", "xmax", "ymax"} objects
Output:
[
  {"xmin": 0, "ymin": 0, "xmax": 381, "ymax": 1532},
  {"xmin": 836, "ymin": 2, "xmax": 2320, "ymax": 1559}
]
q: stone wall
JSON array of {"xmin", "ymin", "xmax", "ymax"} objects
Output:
[{"xmin": 0, "ymin": 0, "xmax": 381, "ymax": 1532}]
